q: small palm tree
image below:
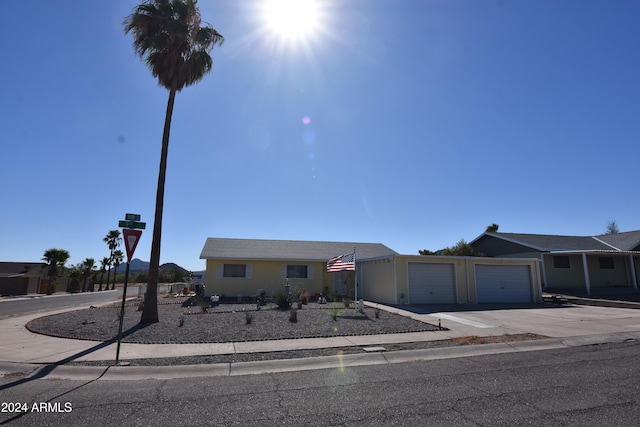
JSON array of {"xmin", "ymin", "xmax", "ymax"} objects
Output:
[
  {"xmin": 111, "ymin": 250, "xmax": 124, "ymax": 290},
  {"xmin": 103, "ymin": 230, "xmax": 121, "ymax": 291},
  {"xmin": 67, "ymin": 263, "xmax": 84, "ymax": 293},
  {"xmin": 42, "ymin": 248, "xmax": 70, "ymax": 295},
  {"xmin": 81, "ymin": 258, "xmax": 96, "ymax": 292},
  {"xmin": 98, "ymin": 257, "xmax": 110, "ymax": 291},
  {"xmin": 124, "ymin": 0, "xmax": 223, "ymax": 324}
]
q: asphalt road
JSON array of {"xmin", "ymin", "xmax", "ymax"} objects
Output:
[
  {"xmin": 1, "ymin": 339, "xmax": 639, "ymax": 426},
  {"xmin": 0, "ymin": 288, "xmax": 140, "ymax": 319}
]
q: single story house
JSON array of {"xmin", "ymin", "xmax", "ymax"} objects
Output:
[
  {"xmin": 0, "ymin": 262, "xmax": 46, "ymax": 295},
  {"xmin": 199, "ymin": 238, "xmax": 397, "ymax": 300},
  {"xmin": 470, "ymin": 231, "xmax": 640, "ymax": 295},
  {"xmin": 199, "ymin": 238, "xmax": 542, "ymax": 304}
]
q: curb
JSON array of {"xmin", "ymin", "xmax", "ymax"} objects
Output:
[{"xmin": 8, "ymin": 332, "xmax": 640, "ymax": 381}]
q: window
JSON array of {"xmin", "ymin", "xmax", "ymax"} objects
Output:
[
  {"xmin": 553, "ymin": 256, "xmax": 570, "ymax": 269},
  {"xmin": 223, "ymin": 264, "xmax": 247, "ymax": 278},
  {"xmin": 287, "ymin": 265, "xmax": 308, "ymax": 279},
  {"xmin": 599, "ymin": 257, "xmax": 615, "ymax": 270}
]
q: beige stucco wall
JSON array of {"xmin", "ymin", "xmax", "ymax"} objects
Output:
[
  {"xmin": 542, "ymin": 254, "xmax": 585, "ymax": 289},
  {"xmin": 205, "ymin": 260, "xmax": 334, "ymax": 298},
  {"xmin": 360, "ymin": 257, "xmax": 396, "ymax": 304},
  {"xmin": 587, "ymin": 256, "xmax": 628, "ymax": 287}
]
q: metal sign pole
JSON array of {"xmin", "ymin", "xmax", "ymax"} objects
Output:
[{"xmin": 115, "ymin": 261, "xmax": 131, "ymax": 365}]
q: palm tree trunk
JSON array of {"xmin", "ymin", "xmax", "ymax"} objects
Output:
[
  {"xmin": 141, "ymin": 88, "xmax": 176, "ymax": 324},
  {"xmin": 104, "ymin": 265, "xmax": 111, "ymax": 292},
  {"xmin": 112, "ymin": 263, "xmax": 119, "ymax": 290}
]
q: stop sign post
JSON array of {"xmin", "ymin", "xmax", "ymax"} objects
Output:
[{"xmin": 116, "ymin": 214, "xmax": 145, "ymax": 365}]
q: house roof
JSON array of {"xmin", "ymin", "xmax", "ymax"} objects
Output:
[
  {"xmin": 199, "ymin": 238, "xmax": 398, "ymax": 262},
  {"xmin": 474, "ymin": 230, "xmax": 640, "ymax": 252}
]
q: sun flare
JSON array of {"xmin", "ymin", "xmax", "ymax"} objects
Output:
[{"xmin": 264, "ymin": 0, "xmax": 319, "ymax": 40}]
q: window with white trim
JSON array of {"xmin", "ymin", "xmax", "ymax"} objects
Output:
[
  {"xmin": 287, "ymin": 265, "xmax": 308, "ymax": 279},
  {"xmin": 553, "ymin": 256, "xmax": 571, "ymax": 269},
  {"xmin": 216, "ymin": 263, "xmax": 252, "ymax": 278},
  {"xmin": 598, "ymin": 257, "xmax": 615, "ymax": 270},
  {"xmin": 280, "ymin": 264, "xmax": 314, "ymax": 279}
]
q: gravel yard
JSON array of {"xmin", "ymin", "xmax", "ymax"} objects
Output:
[
  {"xmin": 23, "ymin": 296, "xmax": 545, "ymax": 366},
  {"xmin": 26, "ymin": 297, "xmax": 442, "ymax": 344}
]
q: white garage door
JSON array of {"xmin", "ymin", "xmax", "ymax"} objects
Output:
[
  {"xmin": 476, "ymin": 264, "xmax": 532, "ymax": 303},
  {"xmin": 408, "ymin": 263, "xmax": 456, "ymax": 304}
]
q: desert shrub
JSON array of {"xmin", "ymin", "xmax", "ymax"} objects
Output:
[
  {"xmin": 329, "ymin": 309, "xmax": 339, "ymax": 321},
  {"xmin": 289, "ymin": 309, "xmax": 298, "ymax": 323},
  {"xmin": 200, "ymin": 301, "xmax": 209, "ymax": 313},
  {"xmin": 178, "ymin": 317, "xmax": 185, "ymax": 327},
  {"xmin": 274, "ymin": 290, "xmax": 293, "ymax": 310},
  {"xmin": 342, "ymin": 297, "xmax": 352, "ymax": 308}
]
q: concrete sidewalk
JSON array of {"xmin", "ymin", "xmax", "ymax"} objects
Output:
[{"xmin": 3, "ymin": 296, "xmax": 640, "ymax": 380}]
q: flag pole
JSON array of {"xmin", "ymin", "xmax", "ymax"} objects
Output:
[{"xmin": 353, "ymin": 246, "xmax": 358, "ymax": 303}]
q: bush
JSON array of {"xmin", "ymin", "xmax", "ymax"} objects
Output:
[
  {"xmin": 289, "ymin": 309, "xmax": 298, "ymax": 323},
  {"xmin": 274, "ymin": 290, "xmax": 293, "ymax": 310}
]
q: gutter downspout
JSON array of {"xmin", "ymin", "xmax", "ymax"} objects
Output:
[
  {"xmin": 465, "ymin": 258, "xmax": 470, "ymax": 303},
  {"xmin": 630, "ymin": 255, "xmax": 638, "ymax": 290},
  {"xmin": 582, "ymin": 253, "xmax": 591, "ymax": 295},
  {"xmin": 393, "ymin": 256, "xmax": 398, "ymax": 304},
  {"xmin": 540, "ymin": 253, "xmax": 548, "ymax": 290}
]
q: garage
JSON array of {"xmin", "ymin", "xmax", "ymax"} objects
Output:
[
  {"xmin": 408, "ymin": 262, "xmax": 456, "ymax": 304},
  {"xmin": 475, "ymin": 264, "xmax": 533, "ymax": 303}
]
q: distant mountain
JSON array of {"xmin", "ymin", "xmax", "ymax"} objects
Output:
[
  {"xmin": 112, "ymin": 258, "xmax": 149, "ymax": 273},
  {"xmin": 112, "ymin": 259, "xmax": 189, "ymax": 275}
]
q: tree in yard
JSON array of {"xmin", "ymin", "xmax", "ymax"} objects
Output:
[
  {"xmin": 42, "ymin": 248, "xmax": 70, "ymax": 295},
  {"xmin": 441, "ymin": 239, "xmax": 480, "ymax": 257},
  {"xmin": 418, "ymin": 249, "xmax": 438, "ymax": 255},
  {"xmin": 111, "ymin": 250, "xmax": 124, "ymax": 290},
  {"xmin": 67, "ymin": 263, "xmax": 84, "ymax": 292},
  {"xmin": 486, "ymin": 223, "xmax": 499, "ymax": 233},
  {"xmin": 605, "ymin": 220, "xmax": 619, "ymax": 235},
  {"xmin": 124, "ymin": 0, "xmax": 224, "ymax": 324},
  {"xmin": 103, "ymin": 230, "xmax": 121, "ymax": 291},
  {"xmin": 98, "ymin": 257, "xmax": 110, "ymax": 291},
  {"xmin": 81, "ymin": 258, "xmax": 96, "ymax": 292}
]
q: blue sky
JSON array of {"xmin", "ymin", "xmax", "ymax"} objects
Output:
[{"xmin": 1, "ymin": 0, "xmax": 639, "ymax": 272}]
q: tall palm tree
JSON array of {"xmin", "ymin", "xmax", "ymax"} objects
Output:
[
  {"xmin": 98, "ymin": 257, "xmax": 110, "ymax": 291},
  {"xmin": 81, "ymin": 258, "xmax": 96, "ymax": 292},
  {"xmin": 103, "ymin": 230, "xmax": 121, "ymax": 291},
  {"xmin": 42, "ymin": 248, "xmax": 70, "ymax": 295},
  {"xmin": 111, "ymin": 250, "xmax": 124, "ymax": 290},
  {"xmin": 124, "ymin": 0, "xmax": 223, "ymax": 324}
]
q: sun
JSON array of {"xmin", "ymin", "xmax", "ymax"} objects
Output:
[{"xmin": 264, "ymin": 0, "xmax": 319, "ymax": 40}]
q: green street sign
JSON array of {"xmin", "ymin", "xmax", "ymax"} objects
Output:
[
  {"xmin": 125, "ymin": 213, "xmax": 141, "ymax": 221},
  {"xmin": 119, "ymin": 220, "xmax": 146, "ymax": 229}
]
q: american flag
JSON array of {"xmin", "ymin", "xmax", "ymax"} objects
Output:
[{"xmin": 327, "ymin": 252, "xmax": 355, "ymax": 272}]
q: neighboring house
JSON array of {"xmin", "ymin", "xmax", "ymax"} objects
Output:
[
  {"xmin": 0, "ymin": 262, "xmax": 46, "ymax": 295},
  {"xmin": 199, "ymin": 238, "xmax": 543, "ymax": 304},
  {"xmin": 470, "ymin": 231, "xmax": 640, "ymax": 295},
  {"xmin": 199, "ymin": 238, "xmax": 397, "ymax": 300}
]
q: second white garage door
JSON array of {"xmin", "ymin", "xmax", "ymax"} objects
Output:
[
  {"xmin": 475, "ymin": 264, "xmax": 532, "ymax": 303},
  {"xmin": 408, "ymin": 262, "xmax": 456, "ymax": 304}
]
